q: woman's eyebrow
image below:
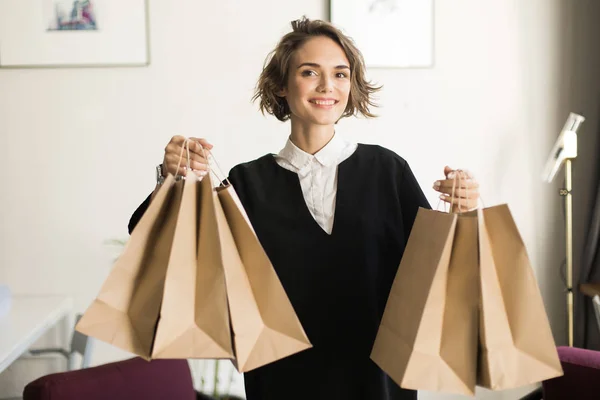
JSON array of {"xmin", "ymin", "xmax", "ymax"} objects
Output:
[{"xmin": 297, "ymin": 62, "xmax": 350, "ymax": 70}]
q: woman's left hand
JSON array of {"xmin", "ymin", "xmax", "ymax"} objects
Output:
[{"xmin": 433, "ymin": 166, "xmax": 480, "ymax": 212}]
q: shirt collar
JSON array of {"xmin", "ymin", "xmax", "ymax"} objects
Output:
[
  {"xmin": 277, "ymin": 132, "xmax": 347, "ymax": 170},
  {"xmin": 314, "ymin": 132, "xmax": 347, "ymax": 167}
]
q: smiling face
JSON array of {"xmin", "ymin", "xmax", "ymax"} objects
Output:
[{"xmin": 279, "ymin": 36, "xmax": 352, "ymax": 127}]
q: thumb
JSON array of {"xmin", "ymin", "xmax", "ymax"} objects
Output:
[
  {"xmin": 444, "ymin": 166, "xmax": 453, "ymax": 178},
  {"xmin": 189, "ymin": 137, "xmax": 214, "ymax": 150}
]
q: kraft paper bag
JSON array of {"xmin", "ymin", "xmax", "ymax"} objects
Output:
[
  {"xmin": 151, "ymin": 170, "xmax": 234, "ymax": 359},
  {"xmin": 371, "ymin": 208, "xmax": 479, "ymax": 396},
  {"xmin": 477, "ymin": 205, "xmax": 563, "ymax": 390},
  {"xmin": 216, "ymin": 181, "xmax": 312, "ymax": 372},
  {"xmin": 76, "ymin": 174, "xmax": 182, "ymax": 359}
]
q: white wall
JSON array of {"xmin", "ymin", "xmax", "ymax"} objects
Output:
[{"xmin": 1, "ymin": 0, "xmax": 599, "ymax": 399}]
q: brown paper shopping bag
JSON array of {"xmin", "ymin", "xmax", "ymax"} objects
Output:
[
  {"xmin": 151, "ymin": 170, "xmax": 234, "ymax": 359},
  {"xmin": 76, "ymin": 174, "xmax": 182, "ymax": 359},
  {"xmin": 371, "ymin": 208, "xmax": 479, "ymax": 396},
  {"xmin": 477, "ymin": 205, "xmax": 563, "ymax": 390},
  {"xmin": 215, "ymin": 181, "xmax": 312, "ymax": 372}
]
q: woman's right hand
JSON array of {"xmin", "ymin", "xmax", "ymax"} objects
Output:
[{"xmin": 161, "ymin": 136, "xmax": 213, "ymax": 178}]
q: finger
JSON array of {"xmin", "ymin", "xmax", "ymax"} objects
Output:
[
  {"xmin": 186, "ymin": 139, "xmax": 212, "ymax": 158},
  {"xmin": 179, "ymin": 139, "xmax": 208, "ymax": 156},
  {"xmin": 165, "ymin": 137, "xmax": 211, "ymax": 159},
  {"xmin": 434, "ymin": 186, "xmax": 480, "ymax": 199},
  {"xmin": 439, "ymin": 194, "xmax": 478, "ymax": 210},
  {"xmin": 439, "ymin": 193, "xmax": 478, "ymax": 205},
  {"xmin": 165, "ymin": 153, "xmax": 208, "ymax": 172},
  {"xmin": 164, "ymin": 141, "xmax": 189, "ymax": 159},
  {"xmin": 164, "ymin": 164, "xmax": 188, "ymax": 177},
  {"xmin": 189, "ymin": 137, "xmax": 213, "ymax": 150},
  {"xmin": 438, "ymin": 177, "xmax": 479, "ymax": 188},
  {"xmin": 444, "ymin": 166, "xmax": 453, "ymax": 178},
  {"xmin": 450, "ymin": 204, "xmax": 471, "ymax": 213},
  {"xmin": 441, "ymin": 200, "xmax": 478, "ymax": 213},
  {"xmin": 434, "ymin": 179, "xmax": 479, "ymax": 190},
  {"xmin": 165, "ymin": 148, "xmax": 208, "ymax": 166},
  {"xmin": 165, "ymin": 164, "xmax": 209, "ymax": 177},
  {"xmin": 163, "ymin": 137, "xmax": 185, "ymax": 163},
  {"xmin": 446, "ymin": 169, "xmax": 475, "ymax": 180},
  {"xmin": 445, "ymin": 167, "xmax": 470, "ymax": 178},
  {"xmin": 166, "ymin": 135, "xmax": 187, "ymax": 149},
  {"xmin": 162, "ymin": 163, "xmax": 187, "ymax": 177}
]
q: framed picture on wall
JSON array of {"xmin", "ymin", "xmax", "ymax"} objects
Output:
[
  {"xmin": 330, "ymin": 0, "xmax": 434, "ymax": 68},
  {"xmin": 0, "ymin": 0, "xmax": 150, "ymax": 68}
]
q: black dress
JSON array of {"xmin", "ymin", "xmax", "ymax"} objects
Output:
[{"xmin": 128, "ymin": 144, "xmax": 431, "ymax": 400}]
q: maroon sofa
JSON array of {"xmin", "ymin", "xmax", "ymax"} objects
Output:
[
  {"xmin": 520, "ymin": 346, "xmax": 600, "ymax": 399},
  {"xmin": 23, "ymin": 357, "xmax": 197, "ymax": 400},
  {"xmin": 542, "ymin": 346, "xmax": 600, "ymax": 399}
]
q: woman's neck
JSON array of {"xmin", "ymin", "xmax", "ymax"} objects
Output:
[{"xmin": 289, "ymin": 119, "xmax": 335, "ymax": 155}]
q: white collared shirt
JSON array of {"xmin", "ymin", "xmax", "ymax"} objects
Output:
[{"xmin": 274, "ymin": 133, "xmax": 358, "ymax": 235}]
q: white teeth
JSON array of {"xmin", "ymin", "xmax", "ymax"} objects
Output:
[{"xmin": 312, "ymin": 100, "xmax": 335, "ymax": 105}]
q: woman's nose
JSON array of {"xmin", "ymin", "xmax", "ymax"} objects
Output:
[{"xmin": 317, "ymin": 76, "xmax": 334, "ymax": 93}]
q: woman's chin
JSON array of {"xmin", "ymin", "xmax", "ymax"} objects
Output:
[
  {"xmin": 308, "ymin": 113, "xmax": 343, "ymax": 126},
  {"xmin": 291, "ymin": 110, "xmax": 344, "ymax": 126}
]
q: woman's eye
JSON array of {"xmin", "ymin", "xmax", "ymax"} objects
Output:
[
  {"xmin": 301, "ymin": 70, "xmax": 317, "ymax": 77},
  {"xmin": 336, "ymin": 72, "xmax": 348, "ymax": 78}
]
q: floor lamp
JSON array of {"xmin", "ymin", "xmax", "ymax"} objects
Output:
[{"xmin": 542, "ymin": 112, "xmax": 586, "ymax": 347}]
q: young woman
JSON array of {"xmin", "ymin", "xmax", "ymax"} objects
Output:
[{"xmin": 129, "ymin": 17, "xmax": 479, "ymax": 400}]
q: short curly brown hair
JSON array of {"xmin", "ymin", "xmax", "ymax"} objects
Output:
[{"xmin": 252, "ymin": 16, "xmax": 382, "ymax": 122}]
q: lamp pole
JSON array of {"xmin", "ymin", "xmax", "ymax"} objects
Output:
[
  {"xmin": 543, "ymin": 112, "xmax": 585, "ymax": 348},
  {"xmin": 563, "ymin": 159, "xmax": 574, "ymax": 347}
]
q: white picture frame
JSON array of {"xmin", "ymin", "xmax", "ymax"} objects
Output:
[
  {"xmin": 0, "ymin": 0, "xmax": 150, "ymax": 68},
  {"xmin": 330, "ymin": 0, "xmax": 434, "ymax": 68}
]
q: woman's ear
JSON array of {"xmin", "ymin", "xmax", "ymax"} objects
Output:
[{"xmin": 276, "ymin": 87, "xmax": 287, "ymax": 97}]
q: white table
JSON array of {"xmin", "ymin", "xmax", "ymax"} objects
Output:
[{"xmin": 0, "ymin": 295, "xmax": 73, "ymax": 374}]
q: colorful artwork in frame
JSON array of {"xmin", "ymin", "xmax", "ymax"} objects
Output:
[
  {"xmin": 0, "ymin": 0, "xmax": 149, "ymax": 68},
  {"xmin": 45, "ymin": 0, "xmax": 99, "ymax": 31},
  {"xmin": 330, "ymin": 0, "xmax": 434, "ymax": 68}
]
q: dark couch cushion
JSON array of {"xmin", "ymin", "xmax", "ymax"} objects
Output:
[
  {"xmin": 543, "ymin": 346, "xmax": 600, "ymax": 400},
  {"xmin": 23, "ymin": 357, "xmax": 196, "ymax": 400}
]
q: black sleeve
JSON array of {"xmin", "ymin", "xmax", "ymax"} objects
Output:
[
  {"xmin": 226, "ymin": 167, "xmax": 243, "ymax": 194},
  {"xmin": 399, "ymin": 161, "xmax": 431, "ymax": 241},
  {"xmin": 225, "ymin": 163, "xmax": 252, "ymax": 204},
  {"xmin": 127, "ymin": 193, "xmax": 152, "ymax": 234}
]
